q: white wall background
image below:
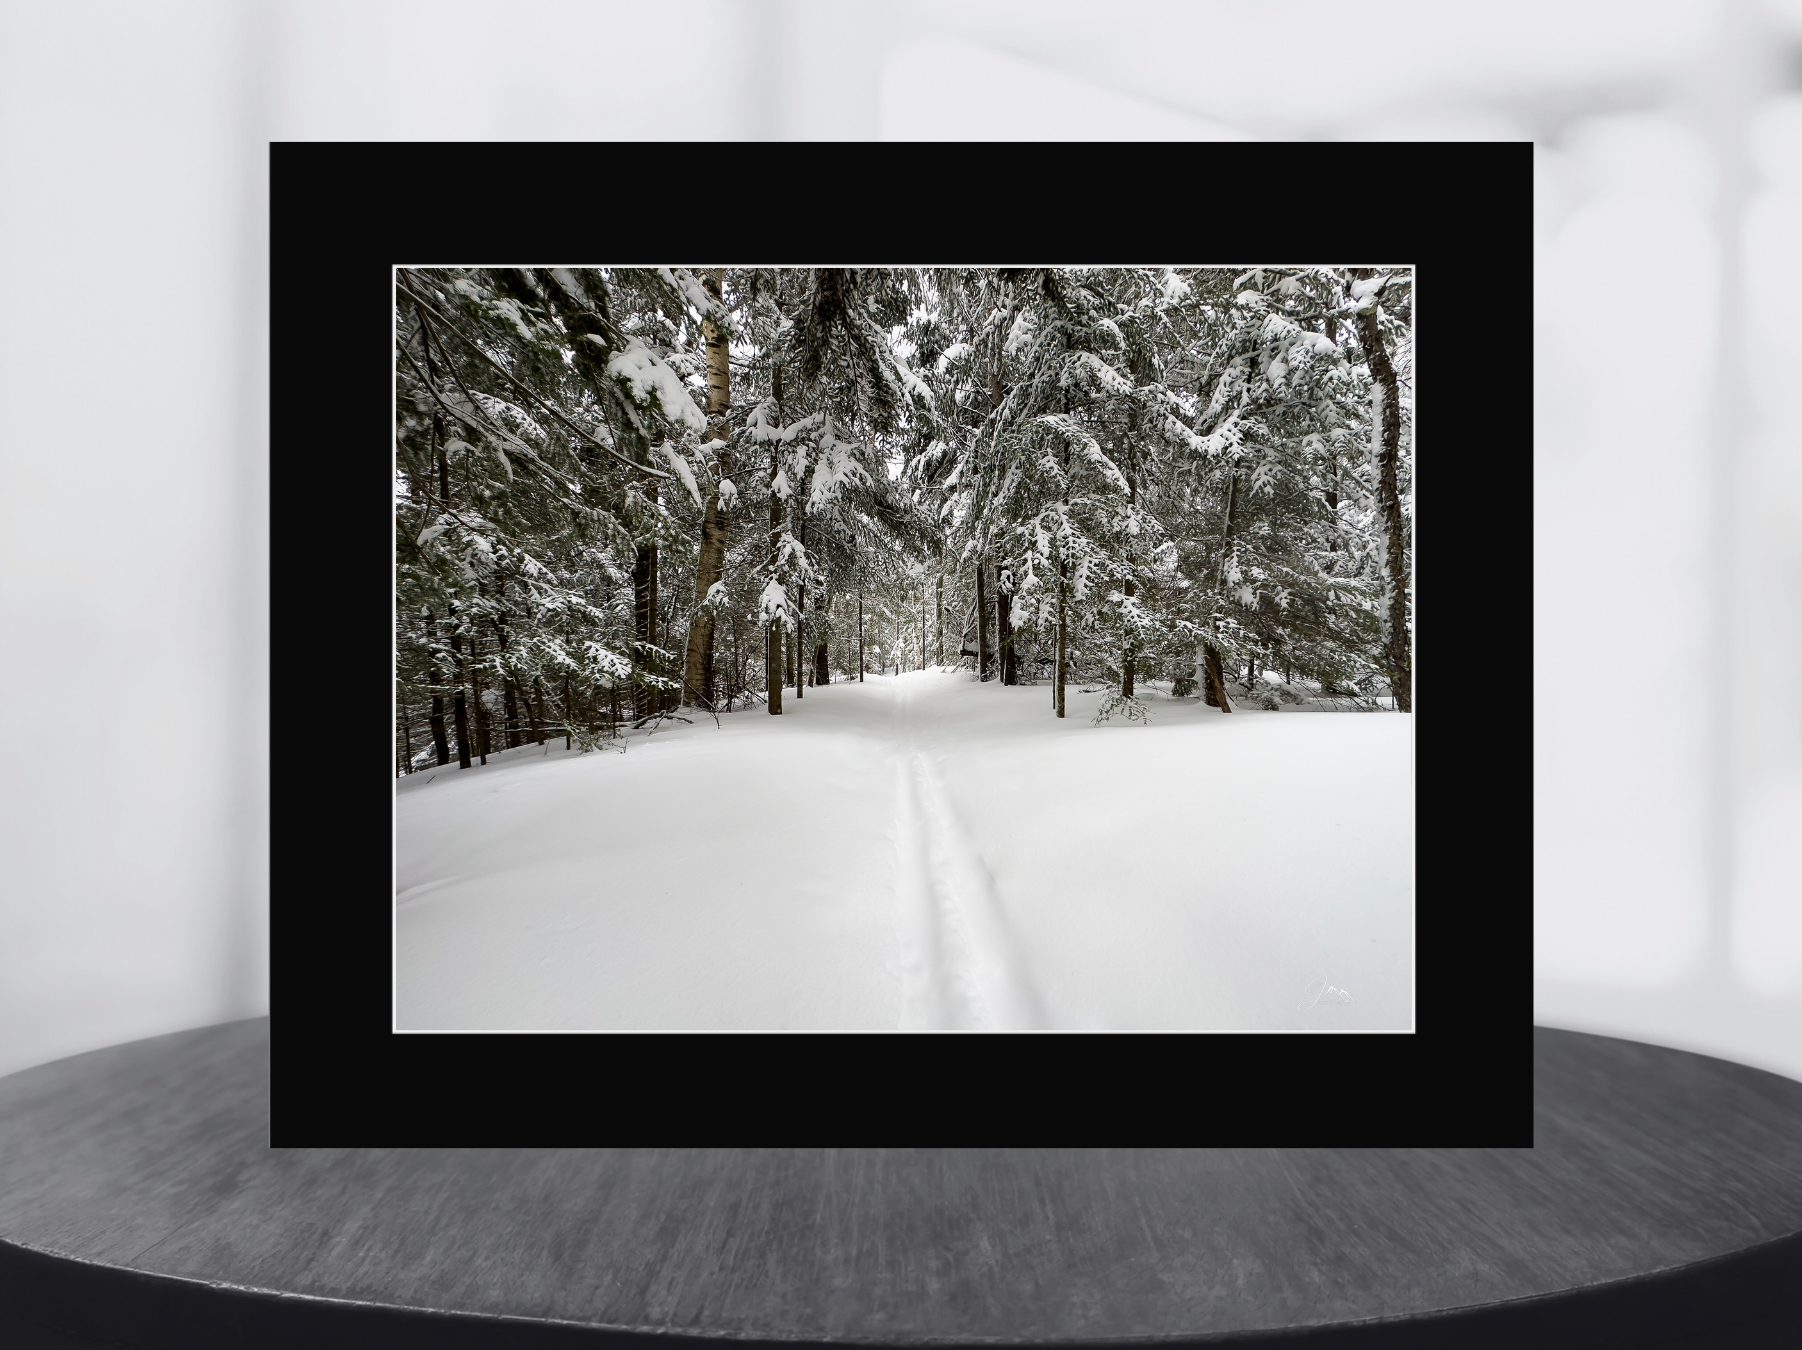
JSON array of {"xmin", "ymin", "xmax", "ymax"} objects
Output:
[{"xmin": 0, "ymin": 0, "xmax": 1796, "ymax": 1079}]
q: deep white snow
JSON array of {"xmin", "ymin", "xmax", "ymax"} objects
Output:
[{"xmin": 395, "ymin": 671, "xmax": 1412, "ymax": 1031}]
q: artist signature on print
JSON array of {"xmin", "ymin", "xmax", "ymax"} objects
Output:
[{"xmin": 1299, "ymin": 978, "xmax": 1353, "ymax": 1011}]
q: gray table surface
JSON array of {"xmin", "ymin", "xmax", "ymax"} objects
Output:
[{"xmin": 2, "ymin": 1020, "xmax": 1801, "ymax": 1348}]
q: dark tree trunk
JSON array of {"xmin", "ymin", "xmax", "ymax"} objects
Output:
[
  {"xmin": 1326, "ymin": 456, "xmax": 1341, "ymax": 553},
  {"xmin": 1354, "ymin": 277, "xmax": 1411, "ymax": 713},
  {"xmin": 1202, "ymin": 644, "xmax": 1234, "ymax": 712},
  {"xmin": 976, "ymin": 560, "xmax": 990, "ymax": 680},
  {"xmin": 471, "ymin": 663, "xmax": 490, "ymax": 764},
  {"xmin": 814, "ymin": 642, "xmax": 829, "ymax": 685},
  {"xmin": 1054, "ymin": 434, "xmax": 1073, "ymax": 716},
  {"xmin": 448, "ymin": 614, "xmax": 473, "ymax": 769},
  {"xmin": 434, "ymin": 423, "xmax": 450, "ymax": 512},
  {"xmin": 425, "ymin": 609, "xmax": 451, "ymax": 766},
  {"xmin": 1121, "ymin": 600, "xmax": 1135, "ymax": 701},
  {"xmin": 1122, "ymin": 423, "xmax": 1138, "ymax": 700},
  {"xmin": 399, "ymin": 693, "xmax": 413, "ymax": 775},
  {"xmin": 661, "ymin": 596, "xmax": 678, "ymax": 715},
  {"xmin": 502, "ymin": 680, "xmax": 521, "ymax": 749},
  {"xmin": 1055, "ymin": 560, "xmax": 1068, "ymax": 718},
  {"xmin": 766, "ymin": 622, "xmax": 783, "ymax": 714},
  {"xmin": 468, "ymin": 621, "xmax": 490, "ymax": 765},
  {"xmin": 684, "ymin": 268, "xmax": 731, "ymax": 709},
  {"xmin": 985, "ymin": 349, "xmax": 1008, "ymax": 686},
  {"xmin": 766, "ymin": 369, "xmax": 784, "ymax": 717},
  {"xmin": 494, "ymin": 612, "xmax": 520, "ymax": 749},
  {"xmin": 633, "ymin": 519, "xmax": 658, "ymax": 723},
  {"xmin": 523, "ymin": 678, "xmax": 545, "ymax": 746},
  {"xmin": 997, "ymin": 581, "xmax": 1015, "ymax": 685},
  {"xmin": 416, "ymin": 329, "xmax": 461, "ymax": 788},
  {"xmin": 430, "ymin": 696, "xmax": 450, "ymax": 765},
  {"xmin": 795, "ymin": 507, "xmax": 805, "ymax": 699},
  {"xmin": 1203, "ymin": 456, "xmax": 1243, "ymax": 715},
  {"xmin": 1054, "ymin": 430, "xmax": 1075, "ymax": 716},
  {"xmin": 858, "ymin": 589, "xmax": 864, "ymax": 681},
  {"xmin": 935, "ymin": 573, "xmax": 943, "ymax": 666}
]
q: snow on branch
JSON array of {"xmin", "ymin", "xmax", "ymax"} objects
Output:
[
  {"xmin": 808, "ymin": 436, "xmax": 872, "ymax": 513},
  {"xmin": 1034, "ymin": 413, "xmax": 1129, "ymax": 494},
  {"xmin": 603, "ymin": 338, "xmax": 708, "ymax": 433},
  {"xmin": 657, "ymin": 266, "xmax": 735, "ymax": 336},
  {"xmin": 1065, "ymin": 350, "xmax": 1135, "ymax": 397},
  {"xmin": 747, "ymin": 401, "xmax": 822, "ymax": 444},
  {"xmin": 657, "ymin": 441, "xmax": 702, "ymax": 507},
  {"xmin": 892, "ymin": 351, "xmax": 936, "ymax": 403}
]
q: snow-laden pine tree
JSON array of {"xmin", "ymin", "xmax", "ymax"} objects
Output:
[
  {"xmin": 1167, "ymin": 265, "xmax": 1412, "ymax": 710},
  {"xmin": 912, "ymin": 268, "xmax": 1178, "ymax": 718},
  {"xmin": 723, "ymin": 268, "xmax": 939, "ymax": 713},
  {"xmin": 395, "ymin": 267, "xmax": 721, "ymax": 759},
  {"xmin": 396, "ymin": 264, "xmax": 1414, "ymax": 774}
]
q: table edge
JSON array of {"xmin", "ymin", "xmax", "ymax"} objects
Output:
[{"xmin": 3, "ymin": 1222, "xmax": 1800, "ymax": 1350}]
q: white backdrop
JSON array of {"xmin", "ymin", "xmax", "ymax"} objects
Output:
[{"xmin": 0, "ymin": 0, "xmax": 1796, "ymax": 1078}]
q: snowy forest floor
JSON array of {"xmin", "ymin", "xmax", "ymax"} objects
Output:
[{"xmin": 395, "ymin": 671, "xmax": 1412, "ymax": 1031}]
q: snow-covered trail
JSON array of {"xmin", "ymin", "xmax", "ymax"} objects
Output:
[
  {"xmin": 396, "ymin": 671, "xmax": 1412, "ymax": 1030},
  {"xmin": 891, "ymin": 681, "xmax": 1047, "ymax": 1030}
]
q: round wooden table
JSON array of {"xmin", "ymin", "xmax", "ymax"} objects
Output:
[{"xmin": 2, "ymin": 1020, "xmax": 1800, "ymax": 1349}]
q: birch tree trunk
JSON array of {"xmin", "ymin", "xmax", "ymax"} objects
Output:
[
  {"xmin": 1354, "ymin": 278, "xmax": 1412, "ymax": 713},
  {"xmin": 683, "ymin": 268, "xmax": 731, "ymax": 708}
]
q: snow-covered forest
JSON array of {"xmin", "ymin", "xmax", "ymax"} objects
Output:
[
  {"xmin": 394, "ymin": 266, "xmax": 1413, "ymax": 1031},
  {"xmin": 396, "ymin": 266, "xmax": 1411, "ymax": 760}
]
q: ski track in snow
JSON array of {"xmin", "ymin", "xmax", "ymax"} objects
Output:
[
  {"xmin": 891, "ymin": 680, "xmax": 1046, "ymax": 1030},
  {"xmin": 889, "ymin": 749, "xmax": 942, "ymax": 1028}
]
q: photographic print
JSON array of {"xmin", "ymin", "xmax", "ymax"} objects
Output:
[{"xmin": 393, "ymin": 266, "xmax": 1413, "ymax": 1031}]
